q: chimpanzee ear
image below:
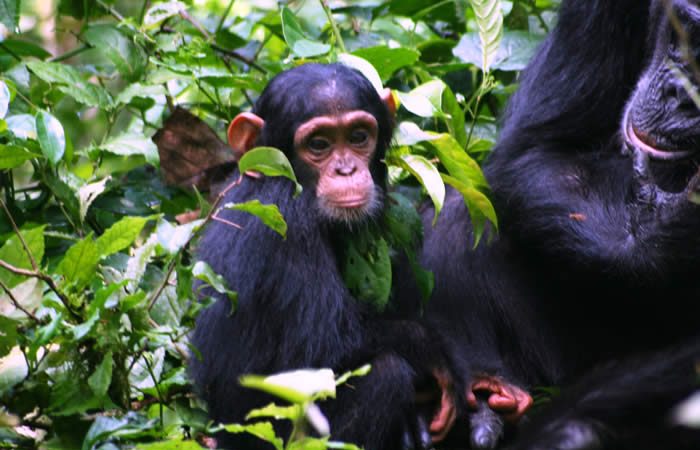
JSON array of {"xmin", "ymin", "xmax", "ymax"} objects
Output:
[
  {"xmin": 380, "ymin": 88, "xmax": 397, "ymax": 118},
  {"xmin": 228, "ymin": 112, "xmax": 265, "ymax": 160}
]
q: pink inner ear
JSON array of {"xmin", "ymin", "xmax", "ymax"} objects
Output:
[{"xmin": 228, "ymin": 112, "xmax": 265, "ymax": 160}]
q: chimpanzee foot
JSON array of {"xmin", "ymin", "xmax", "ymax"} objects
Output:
[{"xmin": 518, "ymin": 419, "xmax": 603, "ymax": 450}]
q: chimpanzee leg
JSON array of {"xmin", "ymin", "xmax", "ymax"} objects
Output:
[
  {"xmin": 514, "ymin": 341, "xmax": 700, "ymax": 450},
  {"xmin": 323, "ymin": 353, "xmax": 428, "ymax": 450}
]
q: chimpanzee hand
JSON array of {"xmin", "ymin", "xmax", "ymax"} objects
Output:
[
  {"xmin": 467, "ymin": 375, "xmax": 532, "ymax": 423},
  {"xmin": 405, "ymin": 368, "xmax": 457, "ymax": 450},
  {"xmin": 466, "ymin": 375, "xmax": 532, "ymax": 449}
]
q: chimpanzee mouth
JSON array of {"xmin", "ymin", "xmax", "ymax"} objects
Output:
[{"xmin": 623, "ymin": 112, "xmax": 696, "ymax": 160}]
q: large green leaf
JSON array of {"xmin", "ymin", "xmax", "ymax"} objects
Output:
[
  {"xmin": 352, "ymin": 46, "xmax": 420, "ymax": 82},
  {"xmin": 340, "ymin": 232, "xmax": 392, "ymax": 312},
  {"xmin": 429, "ymin": 134, "xmax": 489, "ymax": 190},
  {"xmin": 224, "ymin": 422, "xmax": 283, "ymax": 450},
  {"xmin": 97, "ymin": 133, "xmax": 160, "ymax": 166},
  {"xmin": 453, "ymin": 31, "xmax": 542, "ymax": 72},
  {"xmin": 393, "ymin": 154, "xmax": 445, "ymax": 224},
  {"xmin": 0, "ymin": 226, "xmax": 45, "ymax": 288},
  {"xmin": 83, "ymin": 24, "xmax": 147, "ymax": 82},
  {"xmin": 88, "ymin": 351, "xmax": 113, "ymax": 398},
  {"xmin": 35, "ymin": 111, "xmax": 65, "ymax": 165},
  {"xmin": 469, "ymin": 0, "xmax": 503, "ymax": 72},
  {"xmin": 239, "ymin": 147, "xmax": 301, "ymax": 195},
  {"xmin": 442, "ymin": 173, "xmax": 497, "ymax": 247},
  {"xmin": 280, "ymin": 6, "xmax": 330, "ymax": 58},
  {"xmin": 57, "ymin": 234, "xmax": 99, "ymax": 289},
  {"xmin": 95, "ymin": 216, "xmax": 152, "ymax": 257},
  {"xmin": 26, "ymin": 61, "xmax": 112, "ymax": 108},
  {"xmin": 338, "ymin": 53, "xmax": 383, "ymax": 94},
  {"xmin": 0, "ymin": 145, "xmax": 41, "ymax": 169},
  {"xmin": 224, "ymin": 200, "xmax": 287, "ymax": 239}
]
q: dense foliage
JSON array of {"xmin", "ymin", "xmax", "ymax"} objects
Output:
[{"xmin": 0, "ymin": 0, "xmax": 559, "ymax": 448}]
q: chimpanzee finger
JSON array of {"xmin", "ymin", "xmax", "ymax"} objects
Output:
[
  {"xmin": 469, "ymin": 394, "xmax": 505, "ymax": 450},
  {"xmin": 401, "ymin": 411, "xmax": 432, "ymax": 450}
]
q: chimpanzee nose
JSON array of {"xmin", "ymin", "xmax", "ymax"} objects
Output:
[{"xmin": 336, "ymin": 162, "xmax": 356, "ymax": 176}]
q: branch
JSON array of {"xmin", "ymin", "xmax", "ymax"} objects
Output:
[
  {"xmin": 0, "ymin": 278, "xmax": 40, "ymax": 322},
  {"xmin": 0, "ymin": 198, "xmax": 38, "ymax": 271}
]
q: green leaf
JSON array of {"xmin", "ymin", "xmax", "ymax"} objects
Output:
[
  {"xmin": 143, "ymin": 1, "xmax": 187, "ymax": 27},
  {"xmin": 0, "ymin": 145, "xmax": 41, "ymax": 169},
  {"xmin": 26, "ymin": 61, "xmax": 112, "ymax": 108},
  {"xmin": 6, "ymin": 114, "xmax": 36, "ymax": 139},
  {"xmin": 35, "ymin": 111, "xmax": 66, "ymax": 165},
  {"xmin": 396, "ymin": 80, "xmax": 445, "ymax": 118},
  {"xmin": 0, "ymin": 39, "xmax": 51, "ymax": 60},
  {"xmin": 83, "ymin": 24, "xmax": 147, "ymax": 82},
  {"xmin": 154, "ymin": 219, "xmax": 203, "ymax": 255},
  {"xmin": 78, "ymin": 177, "xmax": 110, "ymax": 221},
  {"xmin": 338, "ymin": 53, "xmax": 383, "ymax": 94},
  {"xmin": 280, "ymin": 6, "xmax": 330, "ymax": 58},
  {"xmin": 241, "ymin": 368, "xmax": 336, "ymax": 404},
  {"xmin": 340, "ymin": 232, "xmax": 392, "ymax": 312},
  {"xmin": 0, "ymin": 0, "xmax": 19, "ymax": 29},
  {"xmin": 453, "ymin": 31, "xmax": 542, "ymax": 72},
  {"xmin": 469, "ymin": 0, "xmax": 504, "ymax": 72},
  {"xmin": 393, "ymin": 154, "xmax": 445, "ymax": 224},
  {"xmin": 0, "ymin": 226, "xmax": 45, "ymax": 288},
  {"xmin": 351, "ymin": 46, "xmax": 421, "ymax": 81},
  {"xmin": 97, "ymin": 133, "xmax": 160, "ymax": 166},
  {"xmin": 136, "ymin": 440, "xmax": 203, "ymax": 450},
  {"xmin": 96, "ymin": 216, "xmax": 152, "ymax": 257},
  {"xmin": 0, "ymin": 80, "xmax": 9, "ymax": 119},
  {"xmin": 88, "ymin": 351, "xmax": 113, "ymax": 397},
  {"xmin": 429, "ymin": 134, "xmax": 489, "ymax": 191},
  {"xmin": 225, "ymin": 200, "xmax": 287, "ymax": 238},
  {"xmin": 335, "ymin": 364, "xmax": 371, "ymax": 387},
  {"xmin": 442, "ymin": 173, "xmax": 497, "ymax": 247},
  {"xmin": 57, "ymin": 234, "xmax": 99, "ymax": 288},
  {"xmin": 192, "ymin": 260, "xmax": 238, "ymax": 309},
  {"xmin": 224, "ymin": 422, "xmax": 283, "ymax": 450},
  {"xmin": 0, "ymin": 317, "xmax": 18, "ymax": 358},
  {"xmin": 239, "ymin": 147, "xmax": 301, "ymax": 195},
  {"xmin": 246, "ymin": 403, "xmax": 302, "ymax": 421}
]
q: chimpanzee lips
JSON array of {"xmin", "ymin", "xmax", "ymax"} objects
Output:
[{"xmin": 623, "ymin": 112, "xmax": 696, "ymax": 160}]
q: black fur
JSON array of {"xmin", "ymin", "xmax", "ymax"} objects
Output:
[
  {"xmin": 404, "ymin": 1, "xmax": 700, "ymax": 448},
  {"xmin": 189, "ymin": 63, "xmax": 454, "ymax": 450}
]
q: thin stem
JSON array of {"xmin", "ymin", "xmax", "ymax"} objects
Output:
[
  {"xmin": 211, "ymin": 43, "xmax": 267, "ymax": 73},
  {"xmin": 319, "ymin": 0, "xmax": 346, "ymax": 53},
  {"xmin": 216, "ymin": 0, "xmax": 236, "ymax": 34},
  {"xmin": 50, "ymin": 45, "xmax": 91, "ymax": 63},
  {"xmin": 0, "ymin": 278, "xmax": 40, "ymax": 322},
  {"xmin": 0, "ymin": 198, "xmax": 38, "ymax": 271},
  {"xmin": 139, "ymin": 0, "xmax": 150, "ymax": 25}
]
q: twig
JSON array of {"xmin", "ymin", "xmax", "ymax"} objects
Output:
[
  {"xmin": 0, "ymin": 258, "xmax": 79, "ymax": 319},
  {"xmin": 211, "ymin": 215, "xmax": 244, "ymax": 230},
  {"xmin": 180, "ymin": 10, "xmax": 211, "ymax": 39},
  {"xmin": 0, "ymin": 278, "xmax": 39, "ymax": 322},
  {"xmin": 210, "ymin": 44, "xmax": 267, "ymax": 73},
  {"xmin": 0, "ymin": 198, "xmax": 38, "ymax": 271},
  {"xmin": 147, "ymin": 255, "xmax": 178, "ymax": 311},
  {"xmin": 216, "ymin": 0, "xmax": 236, "ymax": 34},
  {"xmin": 319, "ymin": 0, "xmax": 346, "ymax": 53}
]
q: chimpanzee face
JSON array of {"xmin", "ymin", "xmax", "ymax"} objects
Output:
[
  {"xmin": 227, "ymin": 63, "xmax": 396, "ymax": 225},
  {"xmin": 623, "ymin": 0, "xmax": 700, "ymax": 161}
]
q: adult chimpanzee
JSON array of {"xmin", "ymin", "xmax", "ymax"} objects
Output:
[
  {"xmin": 406, "ymin": 0, "xmax": 700, "ymax": 449},
  {"xmin": 189, "ymin": 63, "xmax": 461, "ymax": 450}
]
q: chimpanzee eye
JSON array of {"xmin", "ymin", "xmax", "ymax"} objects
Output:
[
  {"xmin": 308, "ymin": 137, "xmax": 331, "ymax": 153},
  {"xmin": 349, "ymin": 129, "xmax": 369, "ymax": 145}
]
